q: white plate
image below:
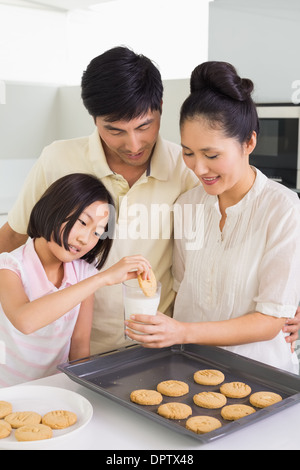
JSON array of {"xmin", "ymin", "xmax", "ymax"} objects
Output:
[{"xmin": 0, "ymin": 385, "xmax": 93, "ymax": 449}]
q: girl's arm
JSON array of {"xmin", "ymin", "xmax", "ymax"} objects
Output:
[
  {"xmin": 0, "ymin": 255, "xmax": 151, "ymax": 335},
  {"xmin": 125, "ymin": 311, "xmax": 286, "ymax": 348},
  {"xmin": 69, "ymin": 294, "xmax": 94, "ymax": 361}
]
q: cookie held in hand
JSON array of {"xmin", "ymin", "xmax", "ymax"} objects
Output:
[{"xmin": 138, "ymin": 268, "xmax": 157, "ymax": 297}]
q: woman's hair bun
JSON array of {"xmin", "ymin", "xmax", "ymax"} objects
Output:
[{"xmin": 190, "ymin": 61, "xmax": 254, "ymax": 102}]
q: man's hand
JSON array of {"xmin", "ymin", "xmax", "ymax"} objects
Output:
[{"xmin": 283, "ymin": 307, "xmax": 300, "ymax": 353}]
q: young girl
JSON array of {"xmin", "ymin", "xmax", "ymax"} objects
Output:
[
  {"xmin": 0, "ymin": 173, "xmax": 151, "ymax": 386},
  {"xmin": 125, "ymin": 62, "xmax": 300, "ymax": 374}
]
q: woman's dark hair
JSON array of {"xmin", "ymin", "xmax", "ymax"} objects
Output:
[
  {"xmin": 180, "ymin": 61, "xmax": 259, "ymax": 144},
  {"xmin": 81, "ymin": 46, "xmax": 163, "ymax": 122},
  {"xmin": 27, "ymin": 173, "xmax": 115, "ymax": 270}
]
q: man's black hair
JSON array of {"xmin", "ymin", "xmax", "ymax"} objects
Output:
[{"xmin": 81, "ymin": 46, "xmax": 163, "ymax": 121}]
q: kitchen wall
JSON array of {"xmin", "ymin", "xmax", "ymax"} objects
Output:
[
  {"xmin": 0, "ymin": 82, "xmax": 59, "ymax": 160},
  {"xmin": 1, "ymin": 0, "xmax": 300, "ymax": 224},
  {"xmin": 208, "ymin": 0, "xmax": 300, "ymax": 103},
  {"xmin": 0, "ymin": 82, "xmax": 59, "ymax": 219},
  {"xmin": 0, "ymin": 77, "xmax": 190, "ymax": 222},
  {"xmin": 0, "ymin": 78, "xmax": 189, "ymax": 159}
]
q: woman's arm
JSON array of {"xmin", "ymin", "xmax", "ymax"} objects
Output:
[
  {"xmin": 0, "ymin": 255, "xmax": 151, "ymax": 334},
  {"xmin": 125, "ymin": 311, "xmax": 286, "ymax": 349},
  {"xmin": 69, "ymin": 294, "xmax": 94, "ymax": 361}
]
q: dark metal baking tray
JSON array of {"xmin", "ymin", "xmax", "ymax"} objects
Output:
[{"xmin": 58, "ymin": 344, "xmax": 300, "ymax": 443}]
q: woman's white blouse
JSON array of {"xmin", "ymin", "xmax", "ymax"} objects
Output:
[{"xmin": 173, "ymin": 168, "xmax": 300, "ymax": 374}]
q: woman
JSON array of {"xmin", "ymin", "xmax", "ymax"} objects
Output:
[{"xmin": 125, "ymin": 61, "xmax": 300, "ymax": 374}]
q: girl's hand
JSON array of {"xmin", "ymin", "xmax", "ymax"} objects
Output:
[
  {"xmin": 125, "ymin": 311, "xmax": 186, "ymax": 348},
  {"xmin": 101, "ymin": 255, "xmax": 152, "ymax": 286}
]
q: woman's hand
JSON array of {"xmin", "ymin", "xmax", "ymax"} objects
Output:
[
  {"xmin": 283, "ymin": 306, "xmax": 300, "ymax": 353},
  {"xmin": 125, "ymin": 311, "xmax": 186, "ymax": 348},
  {"xmin": 101, "ymin": 255, "xmax": 152, "ymax": 286},
  {"xmin": 125, "ymin": 310, "xmax": 289, "ymax": 351}
]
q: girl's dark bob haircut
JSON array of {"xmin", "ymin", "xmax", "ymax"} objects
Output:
[{"xmin": 27, "ymin": 173, "xmax": 115, "ymax": 270}]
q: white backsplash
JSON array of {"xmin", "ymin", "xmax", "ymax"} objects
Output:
[{"xmin": 0, "ymin": 159, "xmax": 36, "ymax": 215}]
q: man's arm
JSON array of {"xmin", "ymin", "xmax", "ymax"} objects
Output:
[{"xmin": 0, "ymin": 223, "xmax": 28, "ymax": 253}]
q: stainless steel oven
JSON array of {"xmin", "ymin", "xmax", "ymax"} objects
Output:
[{"xmin": 250, "ymin": 104, "xmax": 300, "ymax": 191}]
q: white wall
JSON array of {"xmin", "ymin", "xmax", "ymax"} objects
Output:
[
  {"xmin": 0, "ymin": 0, "xmax": 209, "ymax": 211},
  {"xmin": 1, "ymin": 0, "xmax": 300, "ymax": 212},
  {"xmin": 65, "ymin": 0, "xmax": 209, "ymax": 83},
  {"xmin": 0, "ymin": 77, "xmax": 188, "ymax": 161},
  {"xmin": 0, "ymin": 5, "xmax": 67, "ymax": 84},
  {"xmin": 0, "ymin": 1, "xmax": 210, "ymax": 85},
  {"xmin": 0, "ymin": 81, "xmax": 59, "ymax": 213},
  {"xmin": 0, "ymin": 77, "xmax": 189, "ymax": 213},
  {"xmin": 0, "ymin": 159, "xmax": 36, "ymax": 214},
  {"xmin": 57, "ymin": 85, "xmax": 94, "ymax": 139},
  {"xmin": 0, "ymin": 82, "xmax": 59, "ymax": 160},
  {"xmin": 208, "ymin": 0, "xmax": 300, "ymax": 103},
  {"xmin": 160, "ymin": 79, "xmax": 190, "ymax": 145}
]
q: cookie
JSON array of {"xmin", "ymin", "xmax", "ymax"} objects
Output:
[
  {"xmin": 220, "ymin": 382, "xmax": 251, "ymax": 398},
  {"xmin": 0, "ymin": 420, "xmax": 11, "ymax": 439},
  {"xmin": 42, "ymin": 410, "xmax": 77, "ymax": 430},
  {"xmin": 193, "ymin": 369, "xmax": 225, "ymax": 386},
  {"xmin": 193, "ymin": 392, "xmax": 227, "ymax": 409},
  {"xmin": 0, "ymin": 401, "xmax": 13, "ymax": 419},
  {"xmin": 249, "ymin": 391, "xmax": 282, "ymax": 408},
  {"xmin": 15, "ymin": 424, "xmax": 53, "ymax": 442},
  {"xmin": 157, "ymin": 402, "xmax": 192, "ymax": 420},
  {"xmin": 5, "ymin": 411, "xmax": 42, "ymax": 428},
  {"xmin": 130, "ymin": 389, "xmax": 163, "ymax": 405},
  {"xmin": 221, "ymin": 404, "xmax": 256, "ymax": 421},
  {"xmin": 138, "ymin": 268, "xmax": 157, "ymax": 297},
  {"xmin": 157, "ymin": 380, "xmax": 189, "ymax": 397},
  {"xmin": 186, "ymin": 416, "xmax": 222, "ymax": 434}
]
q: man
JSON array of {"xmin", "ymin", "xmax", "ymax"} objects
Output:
[
  {"xmin": 0, "ymin": 47, "xmax": 298, "ymax": 354},
  {"xmin": 0, "ymin": 46, "xmax": 198, "ymax": 354}
]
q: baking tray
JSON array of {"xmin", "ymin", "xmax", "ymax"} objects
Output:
[{"xmin": 58, "ymin": 344, "xmax": 300, "ymax": 443}]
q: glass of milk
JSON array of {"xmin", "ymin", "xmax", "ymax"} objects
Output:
[{"xmin": 123, "ymin": 279, "xmax": 161, "ymax": 337}]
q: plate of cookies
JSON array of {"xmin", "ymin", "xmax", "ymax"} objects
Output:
[{"xmin": 0, "ymin": 385, "xmax": 93, "ymax": 449}]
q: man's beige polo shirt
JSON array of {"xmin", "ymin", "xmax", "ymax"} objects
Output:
[{"xmin": 8, "ymin": 128, "xmax": 198, "ymax": 354}]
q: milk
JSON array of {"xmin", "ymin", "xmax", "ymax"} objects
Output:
[
  {"xmin": 124, "ymin": 289, "xmax": 160, "ymax": 320},
  {"xmin": 123, "ymin": 280, "xmax": 161, "ymax": 336}
]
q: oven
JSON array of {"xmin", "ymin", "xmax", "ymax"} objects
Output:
[{"xmin": 250, "ymin": 104, "xmax": 300, "ymax": 193}]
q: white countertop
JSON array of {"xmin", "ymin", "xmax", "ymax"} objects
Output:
[{"xmin": 2, "ymin": 371, "xmax": 299, "ymax": 451}]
